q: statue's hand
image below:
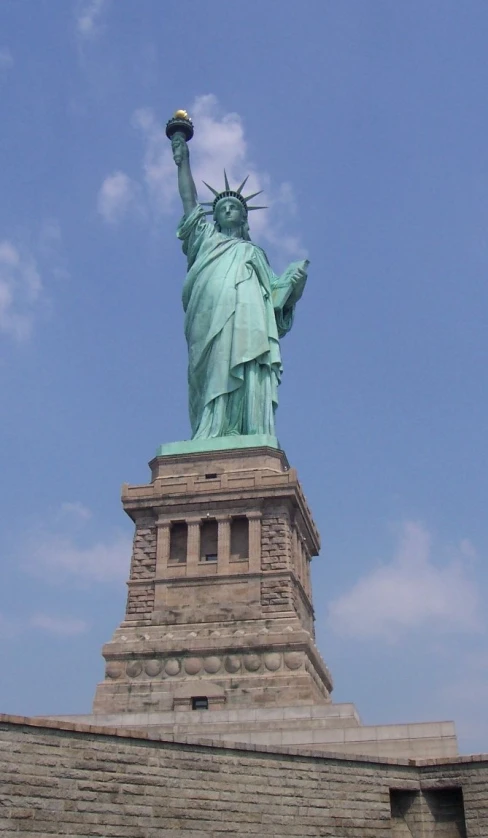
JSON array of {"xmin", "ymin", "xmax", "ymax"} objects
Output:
[
  {"xmin": 172, "ymin": 134, "xmax": 189, "ymax": 167},
  {"xmin": 289, "ymin": 260, "xmax": 309, "ymax": 303},
  {"xmin": 292, "ymin": 261, "xmax": 308, "ymax": 287}
]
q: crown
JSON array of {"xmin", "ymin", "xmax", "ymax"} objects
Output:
[{"xmin": 202, "ymin": 171, "xmax": 267, "ymax": 217}]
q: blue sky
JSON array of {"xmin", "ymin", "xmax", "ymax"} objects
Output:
[{"xmin": 1, "ymin": 0, "xmax": 488, "ymax": 754}]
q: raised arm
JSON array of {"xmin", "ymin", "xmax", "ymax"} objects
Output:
[{"xmin": 172, "ymin": 133, "xmax": 197, "ymax": 216}]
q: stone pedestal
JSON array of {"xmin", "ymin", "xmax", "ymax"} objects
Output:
[
  {"xmin": 93, "ymin": 446, "xmax": 333, "ymax": 714},
  {"xmin": 86, "ymin": 443, "xmax": 458, "ymax": 762}
]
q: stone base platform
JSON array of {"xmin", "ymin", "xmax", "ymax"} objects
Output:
[
  {"xmin": 155, "ymin": 433, "xmax": 280, "ymax": 457},
  {"xmin": 43, "ymin": 701, "xmax": 458, "ymax": 760}
]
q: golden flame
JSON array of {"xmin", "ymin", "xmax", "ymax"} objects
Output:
[{"xmin": 173, "ymin": 109, "xmax": 190, "ymax": 120}]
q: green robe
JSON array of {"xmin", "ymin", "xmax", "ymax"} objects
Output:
[{"xmin": 178, "ymin": 204, "xmax": 307, "ymax": 439}]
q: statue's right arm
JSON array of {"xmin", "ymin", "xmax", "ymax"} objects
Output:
[{"xmin": 172, "ymin": 134, "xmax": 197, "ymax": 215}]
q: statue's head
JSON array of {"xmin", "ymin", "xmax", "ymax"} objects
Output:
[
  {"xmin": 214, "ymin": 197, "xmax": 249, "ymax": 240},
  {"xmin": 202, "ymin": 171, "xmax": 266, "ymax": 241}
]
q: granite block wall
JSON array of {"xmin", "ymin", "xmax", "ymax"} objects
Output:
[{"xmin": 0, "ymin": 716, "xmax": 486, "ymax": 837}]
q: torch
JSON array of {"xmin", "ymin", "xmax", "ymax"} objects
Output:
[{"xmin": 165, "ymin": 109, "xmax": 194, "ymax": 143}]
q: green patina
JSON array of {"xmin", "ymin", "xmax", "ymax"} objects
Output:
[
  {"xmin": 155, "ymin": 433, "xmax": 279, "ymax": 458},
  {"xmin": 164, "ymin": 114, "xmax": 309, "ymax": 447}
]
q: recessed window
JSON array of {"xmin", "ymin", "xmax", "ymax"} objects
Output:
[
  {"xmin": 423, "ymin": 788, "xmax": 467, "ymax": 837},
  {"xmin": 390, "ymin": 788, "xmax": 467, "ymax": 837},
  {"xmin": 231, "ymin": 516, "xmax": 249, "ymax": 560},
  {"xmin": 169, "ymin": 522, "xmax": 187, "ymax": 563},
  {"xmin": 200, "ymin": 519, "xmax": 218, "ymax": 562},
  {"xmin": 192, "ymin": 696, "xmax": 209, "ymax": 710},
  {"xmin": 205, "ymin": 473, "xmax": 217, "ymax": 479}
]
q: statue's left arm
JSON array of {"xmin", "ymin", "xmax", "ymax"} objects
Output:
[{"xmin": 271, "ymin": 259, "xmax": 309, "ymax": 337}]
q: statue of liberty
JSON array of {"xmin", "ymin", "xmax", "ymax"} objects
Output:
[{"xmin": 168, "ymin": 111, "xmax": 308, "ymax": 442}]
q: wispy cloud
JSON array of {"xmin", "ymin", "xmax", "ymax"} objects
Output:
[
  {"xmin": 0, "ymin": 240, "xmax": 42, "ymax": 341},
  {"xmin": 24, "ymin": 502, "xmax": 131, "ymax": 583},
  {"xmin": 328, "ymin": 521, "xmax": 482, "ymax": 641},
  {"xmin": 2, "ymin": 502, "xmax": 128, "ymax": 649},
  {"xmin": 38, "ymin": 219, "xmax": 70, "ymax": 281},
  {"xmin": 0, "ymin": 611, "xmax": 88, "ymax": 638},
  {"xmin": 75, "ymin": 0, "xmax": 109, "ymax": 40},
  {"xmin": 29, "ymin": 614, "xmax": 89, "ymax": 635},
  {"xmin": 59, "ymin": 501, "xmax": 93, "ymax": 521},
  {"xmin": 99, "ymin": 94, "xmax": 306, "ymax": 262},
  {"xmin": 97, "ymin": 171, "xmax": 139, "ymax": 224},
  {"xmin": 434, "ymin": 645, "xmax": 488, "ymax": 753},
  {"xmin": 131, "ymin": 95, "xmax": 260, "ymax": 219},
  {"xmin": 0, "ymin": 47, "xmax": 13, "ymax": 72},
  {"xmin": 27, "ymin": 532, "xmax": 131, "ymax": 583},
  {"xmin": 0, "ymin": 611, "xmax": 20, "ymax": 639},
  {"xmin": 0, "ymin": 219, "xmax": 68, "ymax": 343}
]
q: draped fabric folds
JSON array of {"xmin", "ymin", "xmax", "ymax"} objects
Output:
[{"xmin": 178, "ymin": 204, "xmax": 307, "ymax": 439}]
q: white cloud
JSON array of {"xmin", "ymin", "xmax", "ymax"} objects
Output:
[
  {"xmin": 27, "ymin": 532, "xmax": 132, "ymax": 583},
  {"xmin": 131, "ymin": 95, "xmax": 258, "ymax": 218},
  {"xmin": 39, "ymin": 218, "xmax": 62, "ymax": 251},
  {"xmin": 59, "ymin": 501, "xmax": 93, "ymax": 521},
  {"xmin": 97, "ymin": 171, "xmax": 138, "ymax": 224},
  {"xmin": 0, "ymin": 47, "xmax": 13, "ymax": 71},
  {"xmin": 29, "ymin": 614, "xmax": 89, "ymax": 635},
  {"xmin": 0, "ymin": 611, "xmax": 88, "ymax": 639},
  {"xmin": 328, "ymin": 521, "xmax": 481, "ymax": 641},
  {"xmin": 76, "ymin": 0, "xmax": 108, "ymax": 39},
  {"xmin": 0, "ymin": 219, "xmax": 68, "ymax": 343},
  {"xmin": 0, "ymin": 612, "xmax": 20, "ymax": 639},
  {"xmin": 100, "ymin": 94, "xmax": 305, "ymax": 262},
  {"xmin": 38, "ymin": 218, "xmax": 69, "ymax": 281},
  {"xmin": 0, "ymin": 240, "xmax": 42, "ymax": 340},
  {"xmin": 130, "ymin": 107, "xmax": 177, "ymax": 213},
  {"xmin": 434, "ymin": 647, "xmax": 488, "ymax": 753},
  {"xmin": 22, "ymin": 501, "xmax": 131, "ymax": 584}
]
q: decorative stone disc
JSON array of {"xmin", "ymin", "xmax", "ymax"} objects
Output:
[
  {"xmin": 203, "ymin": 656, "xmax": 221, "ymax": 674},
  {"xmin": 145, "ymin": 659, "xmax": 162, "ymax": 677},
  {"xmin": 243, "ymin": 654, "xmax": 261, "ymax": 672},
  {"xmin": 165, "ymin": 658, "xmax": 181, "ymax": 676},
  {"xmin": 224, "ymin": 655, "xmax": 241, "ymax": 673},
  {"xmin": 184, "ymin": 657, "xmax": 203, "ymax": 675},
  {"xmin": 284, "ymin": 652, "xmax": 302, "ymax": 670},
  {"xmin": 126, "ymin": 661, "xmax": 143, "ymax": 678},
  {"xmin": 264, "ymin": 653, "xmax": 281, "ymax": 671},
  {"xmin": 105, "ymin": 661, "xmax": 123, "ymax": 680}
]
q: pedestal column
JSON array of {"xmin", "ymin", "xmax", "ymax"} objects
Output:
[
  {"xmin": 292, "ymin": 528, "xmax": 301, "ymax": 583},
  {"xmin": 301, "ymin": 539, "xmax": 308, "ymax": 589},
  {"xmin": 154, "ymin": 520, "xmax": 171, "ymax": 608},
  {"xmin": 186, "ymin": 517, "xmax": 201, "ymax": 574},
  {"xmin": 155, "ymin": 520, "xmax": 171, "ymax": 576},
  {"xmin": 217, "ymin": 515, "xmax": 231, "ymax": 573},
  {"xmin": 305, "ymin": 555, "xmax": 312, "ymax": 600},
  {"xmin": 247, "ymin": 511, "xmax": 262, "ymax": 572}
]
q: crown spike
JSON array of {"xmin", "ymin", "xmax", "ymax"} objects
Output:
[
  {"xmin": 236, "ymin": 175, "xmax": 250, "ymax": 195},
  {"xmin": 243, "ymin": 190, "xmax": 263, "ymax": 202},
  {"xmin": 202, "ymin": 181, "xmax": 220, "ymax": 197},
  {"xmin": 223, "ymin": 169, "xmax": 230, "ymax": 191},
  {"xmin": 247, "ymin": 205, "xmax": 268, "ymax": 211}
]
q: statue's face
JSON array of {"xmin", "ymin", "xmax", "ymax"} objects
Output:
[{"xmin": 215, "ymin": 199, "xmax": 245, "ymax": 232}]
